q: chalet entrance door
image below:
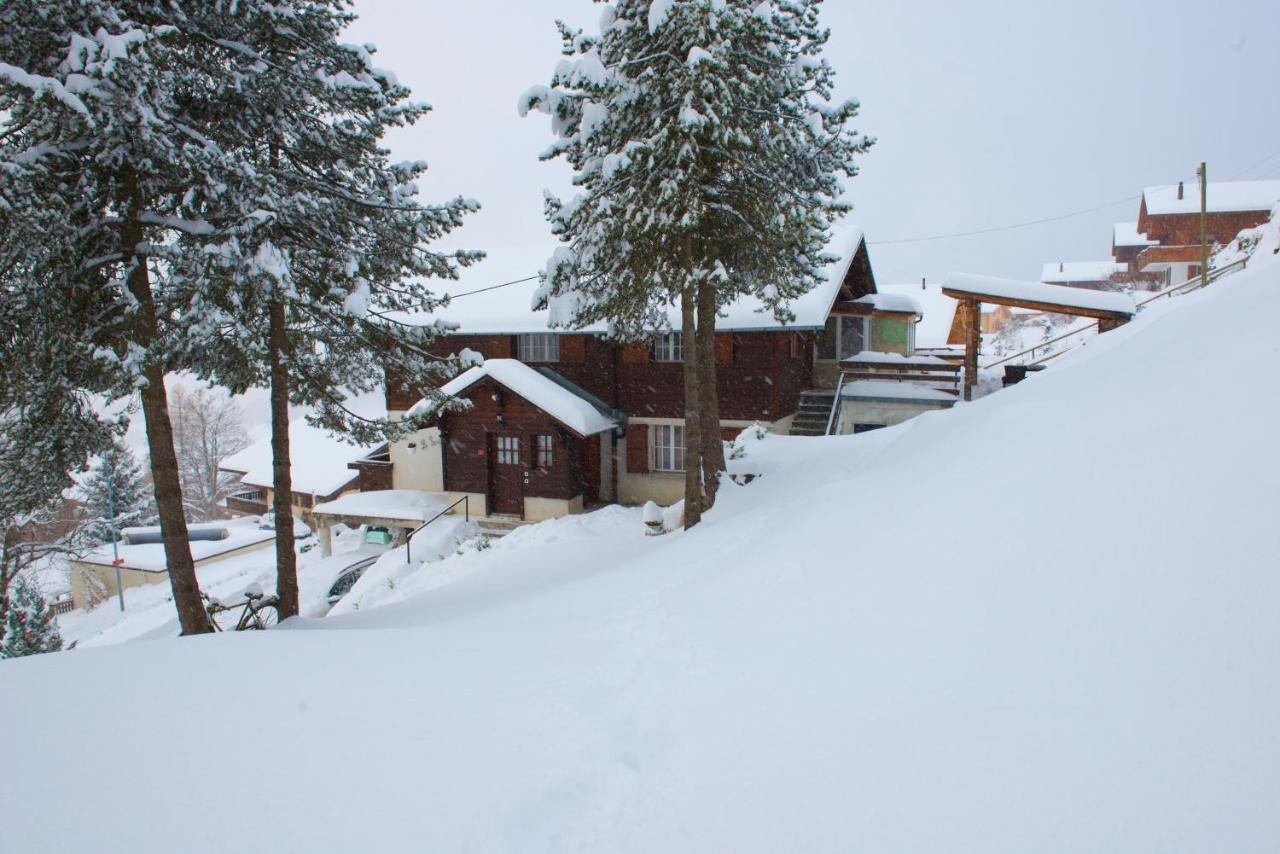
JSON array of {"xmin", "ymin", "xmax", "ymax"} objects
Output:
[{"xmin": 487, "ymin": 433, "xmax": 525, "ymax": 517}]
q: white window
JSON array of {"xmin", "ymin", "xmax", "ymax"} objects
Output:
[
  {"xmin": 652, "ymin": 424, "xmax": 685, "ymax": 472},
  {"xmin": 518, "ymin": 334, "xmax": 560, "ymax": 363},
  {"xmin": 654, "ymin": 331, "xmax": 683, "ymax": 363},
  {"xmin": 496, "ymin": 436, "xmax": 520, "ymax": 465},
  {"xmin": 535, "ymin": 434, "xmax": 554, "ymax": 469}
]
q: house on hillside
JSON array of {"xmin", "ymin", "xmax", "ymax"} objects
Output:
[
  {"xmin": 377, "ymin": 232, "xmax": 955, "ymax": 521},
  {"xmin": 1133, "ymin": 180, "xmax": 1280, "ymax": 286},
  {"xmin": 1040, "ymin": 261, "xmax": 1130, "ymax": 291},
  {"xmin": 219, "ymin": 417, "xmax": 391, "ymax": 526}
]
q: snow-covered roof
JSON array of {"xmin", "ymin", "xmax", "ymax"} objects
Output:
[
  {"xmin": 411, "ymin": 359, "xmax": 618, "ymax": 436},
  {"xmin": 878, "ymin": 283, "xmax": 957, "ymax": 349},
  {"xmin": 843, "ymin": 351, "xmax": 953, "ymax": 366},
  {"xmin": 840, "ymin": 380, "xmax": 958, "ymax": 404},
  {"xmin": 1114, "ymin": 222, "xmax": 1156, "ymax": 247},
  {"xmin": 944, "ymin": 273, "xmax": 1136, "ymax": 315},
  {"xmin": 220, "ymin": 413, "xmax": 384, "ymax": 497},
  {"xmin": 1143, "ymin": 180, "xmax": 1280, "ymax": 217},
  {"xmin": 75, "ymin": 520, "xmax": 273, "ymax": 572},
  {"xmin": 852, "ymin": 292, "xmax": 921, "ymax": 314},
  {"xmin": 313, "ymin": 490, "xmax": 451, "ymax": 523},
  {"xmin": 391, "ymin": 229, "xmax": 866, "ymax": 335},
  {"xmin": 1041, "ymin": 261, "xmax": 1128, "ymax": 283}
]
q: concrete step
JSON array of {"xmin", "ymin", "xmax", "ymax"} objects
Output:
[{"xmin": 475, "ymin": 515, "xmax": 529, "ymax": 539}]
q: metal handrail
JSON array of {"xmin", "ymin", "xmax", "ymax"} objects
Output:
[
  {"xmin": 824, "ymin": 372, "xmax": 845, "ymax": 436},
  {"xmin": 982, "ymin": 320, "xmax": 1098, "ymax": 371},
  {"xmin": 1135, "ymin": 255, "xmax": 1248, "ymax": 309},
  {"xmin": 405, "ymin": 495, "xmax": 469, "ymax": 563}
]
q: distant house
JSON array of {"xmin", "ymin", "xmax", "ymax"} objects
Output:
[
  {"xmin": 69, "ymin": 521, "xmax": 274, "ymax": 608},
  {"xmin": 219, "ymin": 417, "xmax": 390, "ymax": 525},
  {"xmin": 1040, "ymin": 261, "xmax": 1130, "ymax": 291},
  {"xmin": 1133, "ymin": 180, "xmax": 1280, "ymax": 286},
  {"xmin": 379, "ymin": 231, "xmax": 949, "ymax": 521},
  {"xmin": 1111, "ymin": 221, "xmax": 1156, "ymax": 267}
]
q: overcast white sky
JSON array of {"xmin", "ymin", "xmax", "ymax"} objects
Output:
[{"xmin": 344, "ymin": 0, "xmax": 1280, "ymax": 286}]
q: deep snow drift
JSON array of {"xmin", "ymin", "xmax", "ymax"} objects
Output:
[{"xmin": 3, "ymin": 242, "xmax": 1279, "ymax": 852}]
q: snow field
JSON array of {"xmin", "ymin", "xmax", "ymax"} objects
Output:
[{"xmin": 2, "ymin": 226, "xmax": 1279, "ymax": 852}]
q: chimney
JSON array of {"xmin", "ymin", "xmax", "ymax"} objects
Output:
[
  {"xmin": 1177, "ymin": 181, "xmax": 1184, "ymax": 200},
  {"xmin": 1059, "ymin": 262, "xmax": 1064, "ymax": 273},
  {"xmin": 921, "ymin": 277, "xmax": 926, "ymax": 290}
]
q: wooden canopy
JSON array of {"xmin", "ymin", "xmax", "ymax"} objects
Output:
[{"xmin": 941, "ymin": 275, "xmax": 1136, "ymax": 400}]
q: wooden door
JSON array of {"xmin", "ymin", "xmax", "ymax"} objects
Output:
[{"xmin": 487, "ymin": 433, "xmax": 525, "ymax": 516}]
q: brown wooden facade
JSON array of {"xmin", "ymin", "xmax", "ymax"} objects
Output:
[{"xmin": 438, "ymin": 377, "xmax": 597, "ymax": 517}]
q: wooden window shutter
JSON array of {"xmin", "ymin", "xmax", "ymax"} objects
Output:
[
  {"xmin": 621, "ymin": 341, "xmax": 651, "ymax": 364},
  {"xmin": 560, "ymin": 334, "xmax": 586, "ymax": 363},
  {"xmin": 625, "ymin": 423, "xmax": 650, "ymax": 473},
  {"xmin": 714, "ymin": 333, "xmax": 733, "ymax": 364}
]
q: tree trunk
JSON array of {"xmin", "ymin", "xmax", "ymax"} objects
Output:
[
  {"xmin": 118, "ymin": 189, "xmax": 208, "ymax": 635},
  {"xmin": 681, "ymin": 285, "xmax": 704, "ymax": 529},
  {"xmin": 269, "ymin": 297, "xmax": 299, "ymax": 619},
  {"xmin": 696, "ymin": 280, "xmax": 725, "ymax": 507}
]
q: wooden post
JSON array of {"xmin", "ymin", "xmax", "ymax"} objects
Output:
[
  {"xmin": 1198, "ymin": 162, "xmax": 1209, "ymax": 289},
  {"xmin": 962, "ymin": 298, "xmax": 980, "ymax": 401}
]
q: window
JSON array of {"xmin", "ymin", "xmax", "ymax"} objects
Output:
[
  {"xmin": 517, "ymin": 333, "xmax": 560, "ymax": 363},
  {"xmin": 816, "ymin": 316, "xmax": 866, "ymax": 360},
  {"xmin": 652, "ymin": 424, "xmax": 685, "ymax": 472},
  {"xmin": 654, "ymin": 331, "xmax": 683, "ymax": 362},
  {"xmin": 496, "ymin": 435, "xmax": 520, "ymax": 465},
  {"xmin": 535, "ymin": 434, "xmax": 554, "ymax": 469}
]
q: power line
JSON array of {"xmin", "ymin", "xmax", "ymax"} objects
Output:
[
  {"xmin": 1227, "ymin": 146, "xmax": 1280, "ymax": 180},
  {"xmin": 440, "ymin": 274, "xmax": 540, "ymax": 300},
  {"xmin": 867, "ymin": 193, "xmax": 1143, "ymax": 246}
]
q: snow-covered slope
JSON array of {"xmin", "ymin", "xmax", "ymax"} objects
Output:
[{"xmin": 3, "ymin": 236, "xmax": 1279, "ymax": 852}]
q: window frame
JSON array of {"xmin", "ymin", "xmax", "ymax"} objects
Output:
[
  {"xmin": 816, "ymin": 315, "xmax": 867, "ymax": 361},
  {"xmin": 496, "ymin": 435, "xmax": 521, "ymax": 465},
  {"xmin": 653, "ymin": 331, "xmax": 683, "ymax": 363},
  {"xmin": 534, "ymin": 434, "xmax": 554, "ymax": 470},
  {"xmin": 517, "ymin": 333, "xmax": 560, "ymax": 363},
  {"xmin": 652, "ymin": 424, "xmax": 686, "ymax": 472}
]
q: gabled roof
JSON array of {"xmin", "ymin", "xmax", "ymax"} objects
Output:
[
  {"xmin": 1041, "ymin": 261, "xmax": 1127, "ymax": 283},
  {"xmin": 1113, "ymin": 222, "xmax": 1156, "ymax": 248},
  {"xmin": 1142, "ymin": 180, "xmax": 1280, "ymax": 217},
  {"xmin": 220, "ymin": 415, "xmax": 383, "ymax": 497},
  {"xmin": 409, "ymin": 359, "xmax": 618, "ymax": 437},
  {"xmin": 390, "ymin": 228, "xmax": 871, "ymax": 335}
]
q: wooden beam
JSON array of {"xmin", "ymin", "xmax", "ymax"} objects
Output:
[
  {"xmin": 941, "ymin": 288, "xmax": 1133, "ymax": 322},
  {"xmin": 961, "ymin": 298, "xmax": 980, "ymax": 402}
]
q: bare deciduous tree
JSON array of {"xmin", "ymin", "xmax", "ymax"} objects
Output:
[{"xmin": 170, "ymin": 384, "xmax": 251, "ymax": 523}]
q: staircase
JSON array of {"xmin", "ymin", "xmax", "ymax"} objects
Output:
[
  {"xmin": 790, "ymin": 390, "xmax": 836, "ymax": 436},
  {"xmin": 476, "ymin": 515, "xmax": 528, "ymax": 539}
]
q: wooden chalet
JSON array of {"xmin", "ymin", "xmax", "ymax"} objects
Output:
[
  {"xmin": 1131, "ymin": 180, "xmax": 1280, "ymax": 286},
  {"xmin": 380, "ymin": 231, "xmax": 950, "ymax": 522}
]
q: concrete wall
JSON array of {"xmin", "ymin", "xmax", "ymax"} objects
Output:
[
  {"xmin": 388, "ymin": 418, "xmax": 445, "ymax": 493},
  {"xmin": 837, "ymin": 397, "xmax": 953, "ymax": 434},
  {"xmin": 70, "ymin": 539, "xmax": 275, "ymax": 609}
]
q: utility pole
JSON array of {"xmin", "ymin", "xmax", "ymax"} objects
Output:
[
  {"xmin": 107, "ymin": 474, "xmax": 124, "ymax": 612},
  {"xmin": 1197, "ymin": 161, "xmax": 1209, "ymax": 289}
]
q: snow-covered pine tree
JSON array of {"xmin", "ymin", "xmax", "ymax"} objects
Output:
[
  {"xmin": 0, "ymin": 1, "xmax": 271, "ymax": 634},
  {"xmin": 522, "ymin": 0, "xmax": 871, "ymax": 525},
  {"xmin": 162, "ymin": 1, "xmax": 478, "ymax": 619},
  {"xmin": 1, "ymin": 575, "xmax": 64, "ymax": 658},
  {"xmin": 81, "ymin": 440, "xmax": 155, "ymax": 545}
]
